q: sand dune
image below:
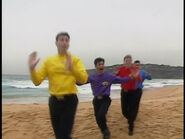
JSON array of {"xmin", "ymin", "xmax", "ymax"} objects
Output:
[{"xmin": 2, "ymin": 85, "xmax": 183, "ymax": 139}]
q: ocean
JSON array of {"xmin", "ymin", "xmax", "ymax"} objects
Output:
[{"xmin": 2, "ymin": 74, "xmax": 183, "ymax": 104}]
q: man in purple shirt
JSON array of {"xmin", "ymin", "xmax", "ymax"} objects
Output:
[{"xmin": 79, "ymin": 57, "xmax": 139, "ymax": 139}]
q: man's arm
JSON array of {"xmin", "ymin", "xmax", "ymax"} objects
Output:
[
  {"xmin": 136, "ymin": 71, "xmax": 142, "ymax": 82},
  {"xmin": 111, "ymin": 74, "xmax": 132, "ymax": 84},
  {"xmin": 76, "ymin": 76, "xmax": 90, "ymax": 86},
  {"xmin": 131, "ymin": 67, "xmax": 142, "ymax": 82},
  {"xmin": 29, "ymin": 51, "xmax": 47, "ymax": 86},
  {"xmin": 72, "ymin": 57, "xmax": 88, "ymax": 84},
  {"xmin": 76, "ymin": 80, "xmax": 90, "ymax": 86},
  {"xmin": 145, "ymin": 71, "xmax": 152, "ymax": 80}
]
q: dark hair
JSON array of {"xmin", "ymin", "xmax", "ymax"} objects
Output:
[
  {"xmin": 56, "ymin": 32, "xmax": 70, "ymax": 41},
  {"xmin": 134, "ymin": 60, "xmax": 140, "ymax": 64},
  {"xmin": 94, "ymin": 57, "xmax": 105, "ymax": 66},
  {"xmin": 124, "ymin": 54, "xmax": 132, "ymax": 61}
]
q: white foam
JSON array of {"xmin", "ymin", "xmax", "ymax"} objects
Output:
[{"xmin": 2, "ymin": 80, "xmax": 49, "ymax": 89}]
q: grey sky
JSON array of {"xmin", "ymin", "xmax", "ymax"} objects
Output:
[{"xmin": 2, "ymin": 0, "xmax": 183, "ymax": 75}]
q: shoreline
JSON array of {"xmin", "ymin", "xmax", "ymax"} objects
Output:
[
  {"xmin": 2, "ymin": 85, "xmax": 182, "ymax": 105},
  {"xmin": 2, "ymin": 85, "xmax": 183, "ymax": 105}
]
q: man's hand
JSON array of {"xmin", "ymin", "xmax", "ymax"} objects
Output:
[
  {"xmin": 130, "ymin": 68, "xmax": 140, "ymax": 79},
  {"xmin": 66, "ymin": 52, "xmax": 73, "ymax": 72},
  {"xmin": 28, "ymin": 51, "xmax": 40, "ymax": 72},
  {"xmin": 133, "ymin": 70, "xmax": 140, "ymax": 78},
  {"xmin": 114, "ymin": 70, "xmax": 119, "ymax": 75}
]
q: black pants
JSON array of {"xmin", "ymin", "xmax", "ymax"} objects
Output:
[
  {"xmin": 93, "ymin": 96, "xmax": 111, "ymax": 133},
  {"xmin": 49, "ymin": 95, "xmax": 78, "ymax": 139},
  {"xmin": 121, "ymin": 89, "xmax": 142, "ymax": 125}
]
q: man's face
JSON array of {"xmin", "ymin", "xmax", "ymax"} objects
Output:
[
  {"xmin": 124, "ymin": 58, "xmax": 132, "ymax": 67},
  {"xmin": 96, "ymin": 61, "xmax": 104, "ymax": 74},
  {"xmin": 56, "ymin": 35, "xmax": 70, "ymax": 52},
  {"xmin": 134, "ymin": 62, "xmax": 141, "ymax": 69}
]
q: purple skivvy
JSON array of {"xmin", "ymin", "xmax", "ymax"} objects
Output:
[{"xmin": 88, "ymin": 72, "xmax": 131, "ymax": 97}]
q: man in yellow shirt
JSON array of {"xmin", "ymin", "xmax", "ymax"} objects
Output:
[{"xmin": 28, "ymin": 32, "xmax": 88, "ymax": 139}]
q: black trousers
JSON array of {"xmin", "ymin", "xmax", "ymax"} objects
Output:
[
  {"xmin": 121, "ymin": 89, "xmax": 142, "ymax": 125},
  {"xmin": 93, "ymin": 96, "xmax": 111, "ymax": 133},
  {"xmin": 49, "ymin": 95, "xmax": 78, "ymax": 139}
]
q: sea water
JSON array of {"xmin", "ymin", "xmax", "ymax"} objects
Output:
[{"xmin": 2, "ymin": 74, "xmax": 183, "ymax": 104}]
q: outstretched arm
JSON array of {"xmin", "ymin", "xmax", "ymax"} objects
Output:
[{"xmin": 111, "ymin": 74, "xmax": 131, "ymax": 84}]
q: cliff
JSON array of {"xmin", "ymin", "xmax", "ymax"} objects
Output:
[{"xmin": 87, "ymin": 64, "xmax": 183, "ymax": 79}]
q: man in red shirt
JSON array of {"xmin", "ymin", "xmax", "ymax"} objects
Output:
[{"xmin": 115, "ymin": 54, "xmax": 142, "ymax": 136}]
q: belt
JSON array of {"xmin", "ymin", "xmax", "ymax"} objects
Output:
[
  {"xmin": 123, "ymin": 89, "xmax": 128, "ymax": 92},
  {"xmin": 122, "ymin": 89, "xmax": 137, "ymax": 92},
  {"xmin": 51, "ymin": 94, "xmax": 76, "ymax": 101},
  {"xmin": 95, "ymin": 95, "xmax": 109, "ymax": 100},
  {"xmin": 55, "ymin": 95, "xmax": 65, "ymax": 100}
]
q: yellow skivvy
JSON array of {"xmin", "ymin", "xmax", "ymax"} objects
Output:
[{"xmin": 30, "ymin": 54, "xmax": 88, "ymax": 96}]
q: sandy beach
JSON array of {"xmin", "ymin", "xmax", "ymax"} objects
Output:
[{"xmin": 2, "ymin": 85, "xmax": 183, "ymax": 139}]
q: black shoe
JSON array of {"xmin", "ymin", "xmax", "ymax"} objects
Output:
[
  {"xmin": 103, "ymin": 128, "xmax": 110, "ymax": 139},
  {"xmin": 128, "ymin": 122, "xmax": 134, "ymax": 136},
  {"xmin": 128, "ymin": 130, "xmax": 133, "ymax": 136},
  {"xmin": 103, "ymin": 134, "xmax": 110, "ymax": 139}
]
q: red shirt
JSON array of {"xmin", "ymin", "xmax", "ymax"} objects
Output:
[{"xmin": 116, "ymin": 66, "xmax": 142, "ymax": 90}]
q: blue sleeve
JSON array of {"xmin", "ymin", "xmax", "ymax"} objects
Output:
[
  {"xmin": 146, "ymin": 74, "xmax": 152, "ymax": 80},
  {"xmin": 110, "ymin": 74, "xmax": 131, "ymax": 84},
  {"xmin": 143, "ymin": 70, "xmax": 152, "ymax": 80}
]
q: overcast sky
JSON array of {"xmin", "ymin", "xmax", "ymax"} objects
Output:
[{"xmin": 2, "ymin": 0, "xmax": 183, "ymax": 75}]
